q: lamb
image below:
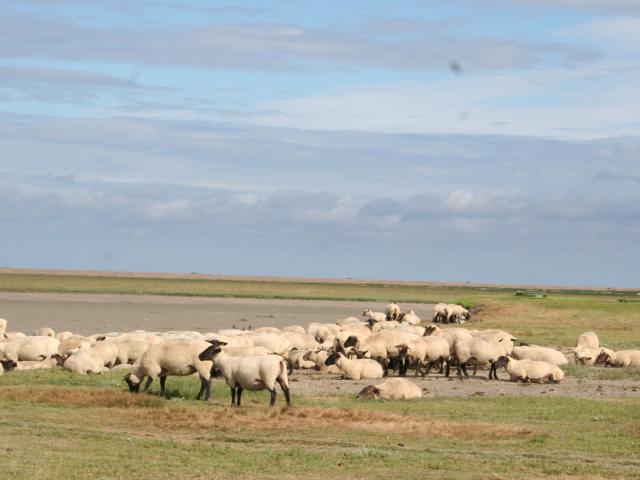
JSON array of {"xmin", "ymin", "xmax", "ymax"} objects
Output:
[
  {"xmin": 596, "ymin": 348, "xmax": 640, "ymax": 368},
  {"xmin": 357, "ymin": 378, "xmax": 422, "ymax": 400},
  {"xmin": 576, "ymin": 332, "xmax": 599, "ymax": 350},
  {"xmin": 454, "ymin": 337, "xmax": 514, "ymax": 379},
  {"xmin": 124, "ymin": 339, "xmax": 223, "ymax": 400},
  {"xmin": 324, "ymin": 352, "xmax": 384, "ymax": 380},
  {"xmin": 511, "ymin": 345, "xmax": 568, "ymax": 366},
  {"xmin": 198, "ymin": 341, "xmax": 291, "ymax": 407},
  {"xmin": 385, "ymin": 303, "xmax": 401, "ymax": 321},
  {"xmin": 495, "ymin": 356, "xmax": 565, "ymax": 383},
  {"xmin": 33, "ymin": 327, "xmax": 55, "ymax": 338},
  {"xmin": 0, "ymin": 336, "xmax": 59, "ymax": 363},
  {"xmin": 59, "ymin": 350, "xmax": 110, "ymax": 375},
  {"xmin": 362, "ymin": 309, "xmax": 386, "ymax": 323}
]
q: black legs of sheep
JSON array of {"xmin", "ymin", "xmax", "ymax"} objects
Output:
[
  {"xmin": 456, "ymin": 361, "xmax": 499, "ymax": 380},
  {"xmin": 195, "ymin": 375, "xmax": 212, "ymax": 401},
  {"xmin": 229, "ymin": 379, "xmax": 291, "ymax": 407}
]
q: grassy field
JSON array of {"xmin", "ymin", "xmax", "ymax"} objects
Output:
[{"xmin": 1, "ymin": 370, "xmax": 639, "ymax": 480}]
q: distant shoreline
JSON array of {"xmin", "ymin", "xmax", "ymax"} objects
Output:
[{"xmin": 0, "ymin": 267, "xmax": 636, "ymax": 293}]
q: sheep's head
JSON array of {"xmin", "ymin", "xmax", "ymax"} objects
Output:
[
  {"xmin": 198, "ymin": 340, "xmax": 228, "ymax": 362},
  {"xmin": 495, "ymin": 355, "xmax": 510, "ymax": 369},
  {"xmin": 0, "ymin": 359, "xmax": 17, "ymax": 371},
  {"xmin": 424, "ymin": 325, "xmax": 438, "ymax": 336},
  {"xmin": 397, "ymin": 312, "xmax": 406, "ymax": 321},
  {"xmin": 356, "ymin": 385, "xmax": 381, "ymax": 400},
  {"xmin": 324, "ymin": 351, "xmax": 342, "ymax": 366},
  {"xmin": 51, "ymin": 353, "xmax": 68, "ymax": 367},
  {"xmin": 362, "ymin": 309, "xmax": 370, "ymax": 316},
  {"xmin": 595, "ymin": 350, "xmax": 613, "ymax": 365},
  {"xmin": 396, "ymin": 344, "xmax": 409, "ymax": 357},
  {"xmin": 343, "ymin": 335, "xmax": 359, "ymax": 349},
  {"xmin": 124, "ymin": 372, "xmax": 141, "ymax": 392}
]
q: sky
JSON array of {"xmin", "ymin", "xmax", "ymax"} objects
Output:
[{"xmin": 0, "ymin": 0, "xmax": 639, "ymax": 287}]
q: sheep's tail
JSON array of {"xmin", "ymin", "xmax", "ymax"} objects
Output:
[{"xmin": 278, "ymin": 357, "xmax": 289, "ymax": 387}]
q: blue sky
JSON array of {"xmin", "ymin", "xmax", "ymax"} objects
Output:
[{"xmin": 1, "ymin": 0, "xmax": 639, "ymax": 287}]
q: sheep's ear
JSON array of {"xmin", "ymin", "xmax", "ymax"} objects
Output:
[{"xmin": 96, "ymin": 336, "xmax": 106, "ymax": 341}]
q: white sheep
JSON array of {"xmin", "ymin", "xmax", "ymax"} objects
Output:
[
  {"xmin": 281, "ymin": 331, "xmax": 318, "ymax": 350},
  {"xmin": 496, "ymin": 356, "xmax": 565, "ymax": 383},
  {"xmin": 357, "ymin": 378, "xmax": 422, "ymax": 400},
  {"xmin": 424, "ymin": 325, "xmax": 473, "ymax": 361},
  {"xmin": 573, "ymin": 347, "xmax": 602, "ymax": 366},
  {"xmin": 511, "ymin": 345, "xmax": 568, "ymax": 366},
  {"xmin": 0, "ymin": 336, "xmax": 59, "ymax": 363},
  {"xmin": 385, "ymin": 303, "xmax": 401, "ymax": 321},
  {"xmin": 397, "ymin": 336, "xmax": 450, "ymax": 376},
  {"xmin": 282, "ymin": 325, "xmax": 306, "ymax": 335},
  {"xmin": 251, "ymin": 333, "xmax": 291, "ymax": 355},
  {"xmin": 60, "ymin": 350, "xmax": 110, "ymax": 375},
  {"xmin": 576, "ymin": 331, "xmax": 599, "ymax": 350},
  {"xmin": 287, "ymin": 349, "xmax": 316, "ymax": 369},
  {"xmin": 362, "ymin": 309, "xmax": 386, "ymax": 323},
  {"xmin": 370, "ymin": 320, "xmax": 400, "ymax": 333},
  {"xmin": 125, "ymin": 339, "xmax": 220, "ymax": 400},
  {"xmin": 597, "ymin": 348, "xmax": 640, "ymax": 368},
  {"xmin": 33, "ymin": 327, "xmax": 55, "ymax": 338},
  {"xmin": 324, "ymin": 351, "xmax": 384, "ymax": 380},
  {"xmin": 90, "ymin": 340, "xmax": 119, "ymax": 367},
  {"xmin": 17, "ymin": 357, "xmax": 60, "ymax": 370},
  {"xmin": 432, "ymin": 303, "xmax": 449, "ymax": 323},
  {"xmin": 359, "ymin": 329, "xmax": 417, "ymax": 374},
  {"xmin": 0, "ymin": 319, "xmax": 7, "ymax": 337},
  {"xmin": 335, "ymin": 316, "xmax": 362, "ymax": 326},
  {"xmin": 454, "ymin": 337, "xmax": 513, "ymax": 379},
  {"xmin": 446, "ymin": 304, "xmax": 470, "ymax": 324},
  {"xmin": 399, "ymin": 310, "xmax": 421, "ymax": 326},
  {"xmin": 198, "ymin": 342, "xmax": 291, "ymax": 407}
]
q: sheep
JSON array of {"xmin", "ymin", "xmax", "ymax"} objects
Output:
[
  {"xmin": 454, "ymin": 337, "xmax": 513, "ymax": 379},
  {"xmin": 397, "ymin": 336, "xmax": 450, "ymax": 376},
  {"xmin": 511, "ymin": 345, "xmax": 568, "ymax": 366},
  {"xmin": 114, "ymin": 340, "xmax": 151, "ymax": 365},
  {"xmin": 362, "ymin": 309, "xmax": 386, "ymax": 323},
  {"xmin": 446, "ymin": 305, "xmax": 471, "ymax": 324},
  {"xmin": 311, "ymin": 324, "xmax": 340, "ymax": 343},
  {"xmin": 124, "ymin": 339, "xmax": 223, "ymax": 401},
  {"xmin": 33, "ymin": 327, "xmax": 55, "ymax": 338},
  {"xmin": 357, "ymin": 378, "xmax": 422, "ymax": 400},
  {"xmin": 472, "ymin": 330, "xmax": 516, "ymax": 356},
  {"xmin": 576, "ymin": 332, "xmax": 599, "ymax": 350},
  {"xmin": 335, "ymin": 316, "xmax": 362, "ymax": 326},
  {"xmin": 198, "ymin": 341, "xmax": 291, "ymax": 407},
  {"xmin": 251, "ymin": 333, "xmax": 291, "ymax": 355},
  {"xmin": 282, "ymin": 325, "xmax": 306, "ymax": 335},
  {"xmin": 59, "ymin": 350, "xmax": 110, "ymax": 375},
  {"xmin": 385, "ymin": 303, "xmax": 401, "ymax": 321},
  {"xmin": 574, "ymin": 347, "xmax": 603, "ymax": 366},
  {"xmin": 4, "ymin": 332, "xmax": 26, "ymax": 340},
  {"xmin": 254, "ymin": 327, "xmax": 281, "ymax": 334},
  {"xmin": 16, "ymin": 357, "xmax": 59, "ymax": 370},
  {"xmin": 223, "ymin": 346, "xmax": 272, "ymax": 357},
  {"xmin": 596, "ymin": 349, "xmax": 640, "ymax": 368},
  {"xmin": 0, "ymin": 336, "xmax": 59, "ymax": 363},
  {"xmin": 495, "ymin": 356, "xmax": 565, "ymax": 383},
  {"xmin": 206, "ymin": 333, "xmax": 253, "ymax": 348},
  {"xmin": 369, "ymin": 320, "xmax": 400, "ymax": 333},
  {"xmin": 432, "ymin": 303, "xmax": 449, "ymax": 323},
  {"xmin": 56, "ymin": 331, "xmax": 75, "ymax": 341},
  {"xmin": 58, "ymin": 335, "xmax": 94, "ymax": 355},
  {"xmin": 90, "ymin": 340, "xmax": 119, "ymax": 367},
  {"xmin": 281, "ymin": 331, "xmax": 318, "ymax": 350},
  {"xmin": 288, "ymin": 349, "xmax": 316, "ymax": 369},
  {"xmin": 324, "ymin": 352, "xmax": 384, "ymax": 380},
  {"xmin": 424, "ymin": 325, "xmax": 473, "ymax": 359},
  {"xmin": 359, "ymin": 329, "xmax": 417, "ymax": 374},
  {"xmin": 399, "ymin": 310, "xmax": 421, "ymax": 326}
]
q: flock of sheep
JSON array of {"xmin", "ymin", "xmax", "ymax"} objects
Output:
[{"xmin": 1, "ymin": 301, "xmax": 639, "ymax": 406}]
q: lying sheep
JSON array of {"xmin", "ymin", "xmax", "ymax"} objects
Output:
[
  {"xmin": 576, "ymin": 331, "xmax": 599, "ymax": 350},
  {"xmin": 385, "ymin": 303, "xmax": 401, "ymax": 321},
  {"xmin": 574, "ymin": 347, "xmax": 602, "ymax": 366},
  {"xmin": 91, "ymin": 340, "xmax": 119, "ymax": 368},
  {"xmin": 495, "ymin": 356, "xmax": 565, "ymax": 383},
  {"xmin": 16, "ymin": 358, "xmax": 59, "ymax": 370},
  {"xmin": 288, "ymin": 349, "xmax": 316, "ymax": 369},
  {"xmin": 251, "ymin": 333, "xmax": 291, "ymax": 355},
  {"xmin": 336, "ymin": 316, "xmax": 362, "ymax": 326},
  {"xmin": 362, "ymin": 309, "xmax": 386, "ymax": 323},
  {"xmin": 511, "ymin": 345, "xmax": 568, "ymax": 366},
  {"xmin": 369, "ymin": 320, "xmax": 400, "ymax": 333},
  {"xmin": 59, "ymin": 350, "xmax": 110, "ymax": 375},
  {"xmin": 596, "ymin": 348, "xmax": 640, "ymax": 368},
  {"xmin": 33, "ymin": 327, "xmax": 55, "ymax": 338},
  {"xmin": 357, "ymin": 378, "xmax": 422, "ymax": 400},
  {"xmin": 325, "ymin": 351, "xmax": 384, "ymax": 380},
  {"xmin": 125, "ymin": 339, "xmax": 221, "ymax": 400},
  {"xmin": 198, "ymin": 341, "xmax": 291, "ymax": 407},
  {"xmin": 0, "ymin": 336, "xmax": 59, "ymax": 363},
  {"xmin": 281, "ymin": 331, "xmax": 318, "ymax": 350},
  {"xmin": 58, "ymin": 335, "xmax": 94, "ymax": 355}
]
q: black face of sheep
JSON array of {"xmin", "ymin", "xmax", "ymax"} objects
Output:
[
  {"xmin": 357, "ymin": 385, "xmax": 381, "ymax": 399},
  {"xmin": 124, "ymin": 373, "xmax": 141, "ymax": 392},
  {"xmin": 343, "ymin": 335, "xmax": 359, "ymax": 349},
  {"xmin": 0, "ymin": 359, "xmax": 17, "ymax": 371},
  {"xmin": 424, "ymin": 325, "xmax": 436, "ymax": 336},
  {"xmin": 51, "ymin": 353, "xmax": 68, "ymax": 367},
  {"xmin": 198, "ymin": 340, "xmax": 228, "ymax": 362},
  {"xmin": 595, "ymin": 351, "xmax": 610, "ymax": 365},
  {"xmin": 325, "ymin": 352, "xmax": 341, "ymax": 366},
  {"xmin": 495, "ymin": 356, "xmax": 510, "ymax": 369}
]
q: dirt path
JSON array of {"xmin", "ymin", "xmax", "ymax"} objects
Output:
[{"xmin": 0, "ymin": 292, "xmax": 433, "ymax": 335}]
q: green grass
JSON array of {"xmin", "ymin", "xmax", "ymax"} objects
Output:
[{"xmin": 1, "ymin": 370, "xmax": 639, "ymax": 479}]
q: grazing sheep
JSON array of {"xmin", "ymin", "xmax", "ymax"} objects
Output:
[
  {"xmin": 357, "ymin": 378, "xmax": 422, "ymax": 400},
  {"xmin": 574, "ymin": 347, "xmax": 603, "ymax": 366},
  {"xmin": 199, "ymin": 342, "xmax": 291, "ymax": 407},
  {"xmin": 397, "ymin": 336, "xmax": 450, "ymax": 376},
  {"xmin": 454, "ymin": 337, "xmax": 513, "ymax": 379},
  {"xmin": 325, "ymin": 352, "xmax": 384, "ymax": 380},
  {"xmin": 385, "ymin": 303, "xmax": 401, "ymax": 321},
  {"xmin": 495, "ymin": 356, "xmax": 565, "ymax": 383},
  {"xmin": 33, "ymin": 327, "xmax": 55, "ymax": 338},
  {"xmin": 432, "ymin": 303, "xmax": 449, "ymax": 323},
  {"xmin": 596, "ymin": 349, "xmax": 640, "ymax": 368},
  {"xmin": 511, "ymin": 345, "xmax": 568, "ymax": 366},
  {"xmin": 0, "ymin": 336, "xmax": 59, "ymax": 363},
  {"xmin": 362, "ymin": 309, "xmax": 386, "ymax": 323},
  {"xmin": 576, "ymin": 332, "xmax": 599, "ymax": 350},
  {"xmin": 124, "ymin": 339, "xmax": 222, "ymax": 400},
  {"xmin": 446, "ymin": 305, "xmax": 471, "ymax": 324}
]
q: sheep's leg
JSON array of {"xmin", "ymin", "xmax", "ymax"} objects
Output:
[
  {"xmin": 438, "ymin": 359, "xmax": 444, "ymax": 374},
  {"xmin": 230, "ymin": 387, "xmax": 236, "ymax": 407},
  {"xmin": 472, "ymin": 363, "xmax": 478, "ymax": 376},
  {"xmin": 204, "ymin": 377, "xmax": 212, "ymax": 401},
  {"xmin": 399, "ymin": 358, "xmax": 407, "ymax": 377},
  {"xmin": 277, "ymin": 377, "xmax": 291, "ymax": 407},
  {"xmin": 160, "ymin": 376, "xmax": 167, "ymax": 397},
  {"xmin": 445, "ymin": 359, "xmax": 451, "ymax": 377},
  {"xmin": 425, "ymin": 361, "xmax": 433, "ymax": 376},
  {"xmin": 382, "ymin": 358, "xmax": 389, "ymax": 377},
  {"xmin": 196, "ymin": 375, "xmax": 206, "ymax": 400},
  {"xmin": 268, "ymin": 388, "xmax": 277, "ymax": 407},
  {"xmin": 143, "ymin": 376, "xmax": 154, "ymax": 392},
  {"xmin": 236, "ymin": 387, "xmax": 244, "ymax": 407},
  {"xmin": 460, "ymin": 362, "xmax": 470, "ymax": 378}
]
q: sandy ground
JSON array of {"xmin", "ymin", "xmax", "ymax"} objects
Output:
[
  {"xmin": 1, "ymin": 292, "xmax": 638, "ymax": 400},
  {"xmin": 0, "ymin": 292, "xmax": 433, "ymax": 336}
]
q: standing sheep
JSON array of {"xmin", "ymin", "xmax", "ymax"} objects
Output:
[
  {"xmin": 385, "ymin": 303, "xmax": 401, "ymax": 321},
  {"xmin": 363, "ymin": 309, "xmax": 386, "ymax": 323}
]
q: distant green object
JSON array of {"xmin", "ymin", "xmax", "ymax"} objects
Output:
[{"xmin": 515, "ymin": 290, "xmax": 547, "ymax": 298}]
